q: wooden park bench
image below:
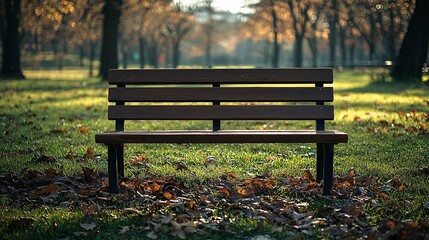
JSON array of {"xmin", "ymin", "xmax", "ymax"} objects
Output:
[{"xmin": 95, "ymin": 68, "xmax": 348, "ymax": 195}]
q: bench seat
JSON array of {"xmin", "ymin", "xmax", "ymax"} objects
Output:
[
  {"xmin": 96, "ymin": 68, "xmax": 348, "ymax": 195},
  {"xmin": 96, "ymin": 130, "xmax": 348, "ymax": 144}
]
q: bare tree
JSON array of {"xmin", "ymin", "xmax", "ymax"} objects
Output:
[
  {"xmin": 2, "ymin": 0, "xmax": 25, "ymax": 79},
  {"xmin": 391, "ymin": 0, "xmax": 429, "ymax": 81},
  {"xmin": 100, "ymin": 0, "xmax": 122, "ymax": 81}
]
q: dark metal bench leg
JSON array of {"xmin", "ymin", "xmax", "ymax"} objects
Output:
[
  {"xmin": 117, "ymin": 144, "xmax": 124, "ymax": 178},
  {"xmin": 316, "ymin": 143, "xmax": 324, "ymax": 181},
  {"xmin": 322, "ymin": 144, "xmax": 334, "ymax": 195},
  {"xmin": 108, "ymin": 144, "xmax": 119, "ymax": 193}
]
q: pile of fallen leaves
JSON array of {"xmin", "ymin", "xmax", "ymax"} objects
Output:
[{"xmin": 1, "ymin": 167, "xmax": 428, "ymax": 239}]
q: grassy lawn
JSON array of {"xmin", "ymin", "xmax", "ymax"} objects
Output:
[{"xmin": 1, "ymin": 69, "xmax": 428, "ymax": 239}]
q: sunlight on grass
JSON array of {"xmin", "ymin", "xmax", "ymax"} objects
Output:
[{"xmin": 1, "ymin": 68, "xmax": 429, "ymax": 239}]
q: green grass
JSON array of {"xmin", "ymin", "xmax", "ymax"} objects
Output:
[{"xmin": 1, "ymin": 68, "xmax": 428, "ymax": 239}]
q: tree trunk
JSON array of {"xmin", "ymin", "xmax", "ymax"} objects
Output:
[
  {"xmin": 339, "ymin": 25, "xmax": 347, "ymax": 67},
  {"xmin": 368, "ymin": 13, "xmax": 376, "ymax": 62},
  {"xmin": 270, "ymin": 1, "xmax": 279, "ymax": 68},
  {"xmin": 89, "ymin": 41, "xmax": 96, "ymax": 77},
  {"xmin": 120, "ymin": 37, "xmax": 127, "ymax": 69},
  {"xmin": 172, "ymin": 42, "xmax": 180, "ymax": 68},
  {"xmin": 387, "ymin": 4, "xmax": 396, "ymax": 60},
  {"xmin": 348, "ymin": 39, "xmax": 356, "ymax": 69},
  {"xmin": 391, "ymin": 0, "xmax": 429, "ymax": 81},
  {"xmin": 148, "ymin": 41, "xmax": 158, "ymax": 68},
  {"xmin": 294, "ymin": 36, "xmax": 304, "ymax": 67},
  {"xmin": 2, "ymin": 0, "xmax": 24, "ymax": 79},
  {"xmin": 79, "ymin": 45, "xmax": 85, "ymax": 67},
  {"xmin": 205, "ymin": 30, "xmax": 212, "ymax": 68},
  {"xmin": 328, "ymin": 0, "xmax": 338, "ymax": 67},
  {"xmin": 99, "ymin": 0, "xmax": 122, "ymax": 81},
  {"xmin": 307, "ymin": 38, "xmax": 318, "ymax": 67},
  {"xmin": 139, "ymin": 37, "xmax": 146, "ymax": 68},
  {"xmin": 263, "ymin": 40, "xmax": 270, "ymax": 65}
]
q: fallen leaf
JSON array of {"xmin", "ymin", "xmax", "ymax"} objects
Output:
[
  {"xmin": 82, "ymin": 204, "xmax": 98, "ymax": 216},
  {"xmin": 78, "ymin": 127, "xmax": 89, "ymax": 134},
  {"xmin": 83, "ymin": 147, "xmax": 94, "ymax": 160},
  {"xmin": 80, "ymin": 222, "xmax": 96, "ymax": 231},
  {"xmin": 82, "ymin": 167, "xmax": 97, "ymax": 183},
  {"xmin": 303, "ymin": 169, "xmax": 315, "ymax": 181},
  {"xmin": 163, "ymin": 192, "xmax": 174, "ymax": 200},
  {"xmin": 34, "ymin": 183, "xmax": 59, "ymax": 196},
  {"xmin": 176, "ymin": 161, "xmax": 189, "ymax": 171},
  {"xmin": 218, "ymin": 188, "xmax": 230, "ymax": 197},
  {"xmin": 342, "ymin": 204, "xmax": 363, "ymax": 218},
  {"xmin": 44, "ymin": 168, "xmax": 57, "ymax": 178}
]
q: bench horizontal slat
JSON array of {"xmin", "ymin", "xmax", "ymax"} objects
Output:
[
  {"xmin": 108, "ymin": 105, "xmax": 334, "ymax": 120},
  {"xmin": 108, "ymin": 68, "xmax": 333, "ymax": 84},
  {"xmin": 109, "ymin": 87, "xmax": 333, "ymax": 102},
  {"xmin": 95, "ymin": 130, "xmax": 348, "ymax": 144}
]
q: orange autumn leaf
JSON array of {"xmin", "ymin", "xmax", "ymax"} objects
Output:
[
  {"xmin": 78, "ymin": 127, "xmax": 89, "ymax": 134},
  {"xmin": 152, "ymin": 182, "xmax": 161, "ymax": 192},
  {"xmin": 303, "ymin": 169, "xmax": 315, "ymax": 181},
  {"xmin": 218, "ymin": 188, "xmax": 230, "ymax": 197},
  {"xmin": 188, "ymin": 200, "xmax": 196, "ymax": 209},
  {"xmin": 163, "ymin": 192, "xmax": 174, "ymax": 200},
  {"xmin": 237, "ymin": 188, "xmax": 248, "ymax": 196}
]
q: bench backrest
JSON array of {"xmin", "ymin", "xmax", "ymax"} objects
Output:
[{"xmin": 107, "ymin": 68, "xmax": 334, "ymax": 131}]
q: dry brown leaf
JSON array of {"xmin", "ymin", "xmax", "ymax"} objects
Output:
[
  {"xmin": 218, "ymin": 188, "xmax": 230, "ymax": 197},
  {"xmin": 82, "ymin": 204, "xmax": 98, "ymax": 216},
  {"xmin": 83, "ymin": 146, "xmax": 94, "ymax": 160},
  {"xmin": 176, "ymin": 161, "xmax": 189, "ymax": 171},
  {"xmin": 303, "ymin": 169, "xmax": 315, "ymax": 181},
  {"xmin": 34, "ymin": 183, "xmax": 59, "ymax": 196},
  {"xmin": 342, "ymin": 204, "xmax": 363, "ymax": 218},
  {"xmin": 82, "ymin": 167, "xmax": 97, "ymax": 183},
  {"xmin": 44, "ymin": 168, "xmax": 57, "ymax": 178}
]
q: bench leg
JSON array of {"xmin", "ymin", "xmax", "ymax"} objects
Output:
[
  {"xmin": 316, "ymin": 143, "xmax": 324, "ymax": 181},
  {"xmin": 107, "ymin": 144, "xmax": 119, "ymax": 193},
  {"xmin": 117, "ymin": 144, "xmax": 124, "ymax": 178},
  {"xmin": 322, "ymin": 144, "xmax": 334, "ymax": 195}
]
